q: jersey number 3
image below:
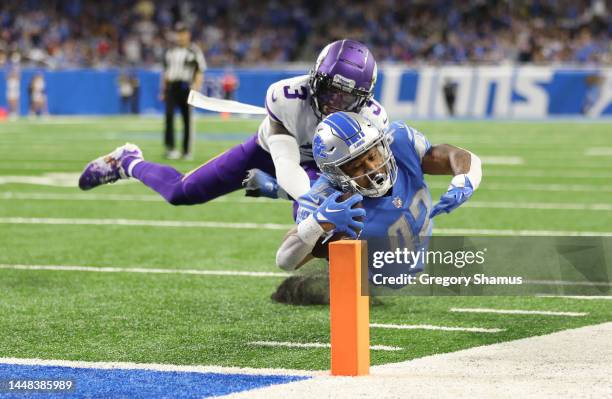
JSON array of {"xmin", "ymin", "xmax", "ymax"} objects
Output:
[{"xmin": 284, "ymin": 86, "xmax": 308, "ymax": 100}]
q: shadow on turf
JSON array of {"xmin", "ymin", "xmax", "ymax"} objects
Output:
[{"xmin": 271, "ymin": 262, "xmax": 383, "ymax": 306}]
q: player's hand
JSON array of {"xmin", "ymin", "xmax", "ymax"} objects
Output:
[
  {"xmin": 313, "ymin": 191, "xmax": 365, "ymax": 238},
  {"xmin": 243, "ymin": 168, "xmax": 291, "ymax": 200},
  {"xmin": 158, "ymin": 92, "xmax": 165, "ymax": 102},
  {"xmin": 430, "ymin": 175, "xmax": 474, "ymax": 218}
]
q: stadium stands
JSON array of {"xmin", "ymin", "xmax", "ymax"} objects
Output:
[{"xmin": 0, "ymin": 0, "xmax": 609, "ymax": 68}]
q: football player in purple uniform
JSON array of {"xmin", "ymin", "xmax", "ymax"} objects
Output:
[{"xmin": 78, "ymin": 40, "xmax": 388, "ymax": 212}]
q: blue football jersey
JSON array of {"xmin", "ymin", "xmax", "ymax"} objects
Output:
[{"xmin": 296, "ymin": 121, "xmax": 433, "ymax": 248}]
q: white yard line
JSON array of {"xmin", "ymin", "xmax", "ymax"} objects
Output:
[
  {"xmin": 3, "ymin": 192, "xmax": 612, "ymax": 212},
  {"xmin": 249, "ymin": 341, "xmax": 403, "ymax": 352},
  {"xmin": 434, "ymin": 228, "xmax": 612, "ymax": 237},
  {"xmin": 525, "ymin": 279, "xmax": 612, "ymax": 287},
  {"xmin": 465, "ymin": 201, "xmax": 612, "ymax": 211},
  {"xmin": 221, "ymin": 323, "xmax": 612, "ymax": 399},
  {"xmin": 537, "ymin": 295, "xmax": 612, "ymax": 300},
  {"xmin": 480, "ymin": 156, "xmax": 524, "ymax": 165},
  {"xmin": 449, "ymin": 308, "xmax": 587, "ymax": 317},
  {"xmin": 1, "ymin": 166, "xmax": 611, "ymax": 178},
  {"xmin": 0, "ymin": 264, "xmax": 288, "ymax": 278},
  {"xmin": 0, "ymin": 357, "xmax": 319, "ymax": 377},
  {"xmin": 585, "ymin": 148, "xmax": 612, "ymax": 156},
  {"xmin": 3, "ymin": 174, "xmax": 612, "ymax": 191},
  {"xmin": 484, "ymin": 170, "xmax": 612, "ymax": 179},
  {"xmin": 0, "ymin": 217, "xmax": 293, "ymax": 230},
  {"xmin": 3, "ymin": 217, "xmax": 612, "ymax": 237},
  {"xmin": 3, "ymin": 264, "xmax": 609, "ymax": 292},
  {"xmin": 0, "ymin": 191, "xmax": 276, "ymax": 204},
  {"xmin": 3, "ymin": 265, "xmax": 609, "ymax": 291},
  {"xmin": 370, "ymin": 323, "xmax": 504, "ymax": 333},
  {"xmin": 428, "ymin": 182, "xmax": 612, "ymax": 192},
  {"xmin": 0, "ymin": 173, "xmax": 80, "ymax": 187}
]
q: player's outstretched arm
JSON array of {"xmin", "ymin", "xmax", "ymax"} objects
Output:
[
  {"xmin": 276, "ymin": 192, "xmax": 365, "ymax": 271},
  {"xmin": 267, "ymin": 120, "xmax": 311, "ymax": 200},
  {"xmin": 422, "ymin": 144, "xmax": 482, "ymax": 218}
]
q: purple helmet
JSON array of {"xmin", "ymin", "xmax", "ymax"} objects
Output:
[{"xmin": 309, "ymin": 39, "xmax": 377, "ymax": 119}]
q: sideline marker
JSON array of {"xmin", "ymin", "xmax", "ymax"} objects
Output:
[{"xmin": 329, "ymin": 240, "xmax": 370, "ymax": 376}]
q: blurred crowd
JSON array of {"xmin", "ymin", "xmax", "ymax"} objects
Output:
[{"xmin": 0, "ymin": 0, "xmax": 610, "ymax": 68}]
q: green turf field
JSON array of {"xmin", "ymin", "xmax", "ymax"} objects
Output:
[{"xmin": 0, "ymin": 116, "xmax": 611, "ymax": 370}]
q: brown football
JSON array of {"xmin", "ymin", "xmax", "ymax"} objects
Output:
[{"xmin": 311, "ymin": 191, "xmax": 364, "ymax": 259}]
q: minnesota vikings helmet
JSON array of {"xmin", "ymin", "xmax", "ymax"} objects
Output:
[
  {"xmin": 309, "ymin": 40, "xmax": 377, "ymax": 119},
  {"xmin": 313, "ymin": 112, "xmax": 397, "ymax": 197}
]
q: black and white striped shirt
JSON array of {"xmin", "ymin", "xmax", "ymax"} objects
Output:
[{"xmin": 163, "ymin": 44, "xmax": 206, "ymax": 83}]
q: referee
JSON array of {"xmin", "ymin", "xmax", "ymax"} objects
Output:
[{"xmin": 159, "ymin": 22, "xmax": 206, "ymax": 160}]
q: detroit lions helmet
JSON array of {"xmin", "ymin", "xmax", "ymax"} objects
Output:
[
  {"xmin": 309, "ymin": 39, "xmax": 377, "ymax": 119},
  {"xmin": 313, "ymin": 112, "xmax": 397, "ymax": 197}
]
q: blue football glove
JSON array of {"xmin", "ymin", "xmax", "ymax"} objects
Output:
[
  {"xmin": 314, "ymin": 191, "xmax": 366, "ymax": 239},
  {"xmin": 430, "ymin": 175, "xmax": 474, "ymax": 218},
  {"xmin": 243, "ymin": 168, "xmax": 290, "ymax": 200}
]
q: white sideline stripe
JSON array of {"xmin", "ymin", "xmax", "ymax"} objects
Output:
[
  {"xmin": 0, "ymin": 357, "xmax": 319, "ymax": 377},
  {"xmin": 4, "ymin": 192, "xmax": 612, "ymax": 212},
  {"xmin": 3, "ymin": 217, "xmax": 612, "ymax": 237},
  {"xmin": 585, "ymin": 147, "xmax": 612, "ymax": 156},
  {"xmin": 222, "ymin": 323, "xmax": 612, "ymax": 399},
  {"xmin": 0, "ymin": 217, "xmax": 293, "ymax": 230},
  {"xmin": 537, "ymin": 295, "xmax": 612, "ymax": 300},
  {"xmin": 0, "ymin": 264, "xmax": 289, "ymax": 278},
  {"xmin": 480, "ymin": 156, "xmax": 524, "ymax": 165},
  {"xmin": 370, "ymin": 323, "xmax": 504, "ymax": 333},
  {"xmin": 249, "ymin": 341, "xmax": 403, "ymax": 352},
  {"xmin": 449, "ymin": 308, "xmax": 587, "ymax": 317}
]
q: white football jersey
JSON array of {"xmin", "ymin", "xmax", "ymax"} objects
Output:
[{"xmin": 257, "ymin": 75, "xmax": 388, "ymax": 162}]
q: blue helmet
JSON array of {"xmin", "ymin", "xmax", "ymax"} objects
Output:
[{"xmin": 313, "ymin": 112, "xmax": 397, "ymax": 197}]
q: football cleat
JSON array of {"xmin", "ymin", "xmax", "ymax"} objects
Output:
[
  {"xmin": 78, "ymin": 143, "xmax": 142, "ymax": 190},
  {"xmin": 165, "ymin": 149, "xmax": 181, "ymax": 160}
]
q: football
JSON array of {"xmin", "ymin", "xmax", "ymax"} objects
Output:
[{"xmin": 311, "ymin": 191, "xmax": 364, "ymax": 259}]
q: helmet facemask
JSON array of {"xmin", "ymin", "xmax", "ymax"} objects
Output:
[
  {"xmin": 309, "ymin": 71, "xmax": 373, "ymax": 119},
  {"xmin": 320, "ymin": 135, "xmax": 397, "ymax": 198}
]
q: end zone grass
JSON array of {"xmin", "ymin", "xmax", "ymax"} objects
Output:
[{"xmin": 0, "ymin": 116, "xmax": 610, "ymax": 371}]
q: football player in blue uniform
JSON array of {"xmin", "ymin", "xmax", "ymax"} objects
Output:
[{"xmin": 275, "ymin": 111, "xmax": 482, "ymax": 272}]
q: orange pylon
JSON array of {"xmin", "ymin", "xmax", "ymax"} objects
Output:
[{"xmin": 329, "ymin": 240, "xmax": 370, "ymax": 376}]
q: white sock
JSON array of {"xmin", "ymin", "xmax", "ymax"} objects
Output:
[{"xmin": 126, "ymin": 158, "xmax": 143, "ymax": 177}]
